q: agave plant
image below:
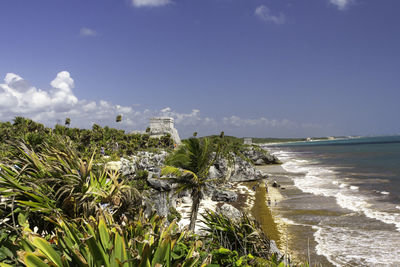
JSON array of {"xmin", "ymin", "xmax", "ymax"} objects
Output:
[
  {"xmin": 16, "ymin": 212, "xmax": 202, "ymax": 267},
  {"xmin": 0, "ymin": 139, "xmax": 141, "ymax": 233}
]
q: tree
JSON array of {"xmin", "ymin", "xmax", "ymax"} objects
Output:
[
  {"xmin": 65, "ymin": 117, "xmax": 71, "ymax": 127},
  {"xmin": 161, "ymin": 137, "xmax": 216, "ymax": 232},
  {"xmin": 116, "ymin": 114, "xmax": 122, "ymax": 123}
]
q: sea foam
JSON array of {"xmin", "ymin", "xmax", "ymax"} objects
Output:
[
  {"xmin": 313, "ymin": 225, "xmax": 400, "ymax": 266},
  {"xmin": 270, "ymin": 149, "xmax": 400, "ymax": 266}
]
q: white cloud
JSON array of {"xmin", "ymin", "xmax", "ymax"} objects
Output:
[
  {"xmin": 255, "ymin": 5, "xmax": 285, "ymax": 25},
  {"xmin": 132, "ymin": 0, "xmax": 172, "ymax": 8},
  {"xmin": 0, "ymin": 72, "xmax": 215, "ymax": 135},
  {"xmin": 222, "ymin": 116, "xmax": 295, "ymax": 128},
  {"xmin": 159, "ymin": 107, "xmax": 202, "ymax": 126},
  {"xmin": 0, "ymin": 71, "xmax": 78, "ymax": 115},
  {"xmin": 0, "ymin": 72, "xmax": 328, "ymax": 138},
  {"xmin": 329, "ymin": 0, "xmax": 353, "ymax": 10},
  {"xmin": 80, "ymin": 27, "xmax": 98, "ymax": 37}
]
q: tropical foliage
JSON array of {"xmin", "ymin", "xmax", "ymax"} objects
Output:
[
  {"xmin": 161, "ymin": 137, "xmax": 217, "ymax": 232},
  {"xmin": 0, "ymin": 118, "xmax": 311, "ymax": 266},
  {"xmin": 0, "ymin": 117, "xmax": 174, "ymax": 161}
]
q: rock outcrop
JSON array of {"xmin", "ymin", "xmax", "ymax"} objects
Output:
[
  {"xmin": 242, "ymin": 147, "xmax": 281, "ymax": 165},
  {"xmin": 269, "ymin": 240, "xmax": 283, "ymax": 258},
  {"xmin": 212, "ymin": 189, "xmax": 238, "ymax": 202},
  {"xmin": 147, "ymin": 178, "xmax": 174, "ymax": 191},
  {"xmin": 208, "ymin": 153, "xmax": 265, "ymax": 182},
  {"xmin": 105, "ymin": 150, "xmax": 168, "ymax": 179},
  {"xmin": 145, "ymin": 190, "xmax": 174, "ymax": 218},
  {"xmin": 218, "ymin": 204, "xmax": 242, "ymax": 221},
  {"xmin": 229, "ymin": 155, "xmax": 265, "ymax": 182}
]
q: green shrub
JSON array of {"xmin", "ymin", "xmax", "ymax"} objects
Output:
[{"xmin": 167, "ymin": 206, "xmax": 182, "ymax": 223}]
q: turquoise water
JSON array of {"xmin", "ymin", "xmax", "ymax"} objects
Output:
[{"xmin": 265, "ymin": 136, "xmax": 400, "ymax": 266}]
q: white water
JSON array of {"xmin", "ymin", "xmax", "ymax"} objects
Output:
[{"xmin": 270, "ymin": 149, "xmax": 400, "ymax": 266}]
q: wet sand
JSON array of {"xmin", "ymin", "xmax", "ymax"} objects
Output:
[
  {"xmin": 230, "ymin": 165, "xmax": 287, "ymax": 249},
  {"xmin": 255, "ymin": 165, "xmax": 333, "ymax": 266},
  {"xmin": 250, "ymin": 181, "xmax": 282, "ymax": 246}
]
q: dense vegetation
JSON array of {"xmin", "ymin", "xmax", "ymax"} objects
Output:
[
  {"xmin": 0, "ymin": 117, "xmax": 174, "ymax": 160},
  {"xmin": 0, "ymin": 118, "xmax": 309, "ymax": 266}
]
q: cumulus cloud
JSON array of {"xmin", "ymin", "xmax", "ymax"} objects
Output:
[
  {"xmin": 132, "ymin": 0, "xmax": 172, "ymax": 7},
  {"xmin": 0, "ymin": 71, "xmax": 77, "ymax": 115},
  {"xmin": 255, "ymin": 5, "xmax": 285, "ymax": 24},
  {"xmin": 329, "ymin": 0, "xmax": 353, "ymax": 10},
  {"xmin": 0, "ymin": 72, "xmax": 215, "ymax": 135},
  {"xmin": 79, "ymin": 27, "xmax": 98, "ymax": 37},
  {"xmin": 0, "ymin": 72, "xmax": 327, "ymax": 138}
]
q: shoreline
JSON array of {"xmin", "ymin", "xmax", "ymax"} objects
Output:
[
  {"xmin": 231, "ymin": 165, "xmax": 290, "ymax": 253},
  {"xmin": 249, "ymin": 165, "xmax": 329, "ymax": 266},
  {"xmin": 252, "ymin": 165, "xmax": 291, "ymax": 251}
]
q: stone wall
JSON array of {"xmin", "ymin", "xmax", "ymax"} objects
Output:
[
  {"xmin": 243, "ymin": 137, "xmax": 252, "ymax": 145},
  {"xmin": 149, "ymin": 117, "xmax": 181, "ymax": 145}
]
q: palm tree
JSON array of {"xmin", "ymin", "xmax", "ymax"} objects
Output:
[
  {"xmin": 116, "ymin": 114, "xmax": 122, "ymax": 123},
  {"xmin": 161, "ymin": 137, "xmax": 216, "ymax": 232}
]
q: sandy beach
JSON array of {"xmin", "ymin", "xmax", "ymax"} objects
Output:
[
  {"xmin": 229, "ymin": 165, "xmax": 288, "ymax": 249},
  {"xmin": 254, "ymin": 164, "xmax": 334, "ymax": 266},
  {"xmin": 174, "ymin": 164, "xmax": 330, "ymax": 265}
]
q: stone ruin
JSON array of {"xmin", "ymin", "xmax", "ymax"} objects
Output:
[
  {"xmin": 149, "ymin": 117, "xmax": 181, "ymax": 145},
  {"xmin": 243, "ymin": 137, "xmax": 252, "ymax": 145}
]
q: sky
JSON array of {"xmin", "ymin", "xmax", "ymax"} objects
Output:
[{"xmin": 1, "ymin": 0, "xmax": 400, "ymax": 138}]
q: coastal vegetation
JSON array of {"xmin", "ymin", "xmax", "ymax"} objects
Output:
[
  {"xmin": 162, "ymin": 137, "xmax": 217, "ymax": 232},
  {"xmin": 0, "ymin": 117, "xmax": 174, "ymax": 160},
  {"xmin": 0, "ymin": 117, "xmax": 308, "ymax": 266}
]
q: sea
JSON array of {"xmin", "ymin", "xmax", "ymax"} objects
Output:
[{"xmin": 264, "ymin": 136, "xmax": 400, "ymax": 267}]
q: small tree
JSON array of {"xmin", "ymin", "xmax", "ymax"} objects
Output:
[{"xmin": 65, "ymin": 117, "xmax": 71, "ymax": 127}]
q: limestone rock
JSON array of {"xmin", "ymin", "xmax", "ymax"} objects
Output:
[
  {"xmin": 207, "ymin": 153, "xmax": 265, "ymax": 182},
  {"xmin": 242, "ymin": 147, "xmax": 281, "ymax": 165},
  {"xmin": 105, "ymin": 161, "xmax": 122, "ymax": 172},
  {"xmin": 228, "ymin": 156, "xmax": 265, "ymax": 182},
  {"xmin": 105, "ymin": 151, "xmax": 167, "ymax": 180},
  {"xmin": 219, "ymin": 204, "xmax": 242, "ymax": 221},
  {"xmin": 145, "ymin": 190, "xmax": 170, "ymax": 217},
  {"xmin": 147, "ymin": 178, "xmax": 173, "ymax": 191},
  {"xmin": 269, "ymin": 240, "xmax": 283, "ymax": 258},
  {"xmin": 212, "ymin": 189, "xmax": 238, "ymax": 202}
]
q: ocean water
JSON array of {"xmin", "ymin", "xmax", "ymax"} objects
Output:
[{"xmin": 265, "ymin": 136, "xmax": 400, "ymax": 266}]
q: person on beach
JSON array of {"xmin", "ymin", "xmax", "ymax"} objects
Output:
[{"xmin": 267, "ymin": 197, "xmax": 271, "ymax": 206}]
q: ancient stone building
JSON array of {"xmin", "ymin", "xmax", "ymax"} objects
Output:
[
  {"xmin": 149, "ymin": 117, "xmax": 181, "ymax": 145},
  {"xmin": 243, "ymin": 137, "xmax": 252, "ymax": 145}
]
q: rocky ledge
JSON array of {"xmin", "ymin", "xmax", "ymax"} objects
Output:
[{"xmin": 242, "ymin": 146, "xmax": 281, "ymax": 165}]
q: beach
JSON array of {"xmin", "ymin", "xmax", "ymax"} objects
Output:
[
  {"xmin": 175, "ymin": 136, "xmax": 400, "ymax": 266},
  {"xmin": 263, "ymin": 136, "xmax": 400, "ymax": 266},
  {"xmin": 253, "ymin": 165, "xmax": 334, "ymax": 266}
]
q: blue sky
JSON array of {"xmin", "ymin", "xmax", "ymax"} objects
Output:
[{"xmin": 1, "ymin": 0, "xmax": 399, "ymax": 138}]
